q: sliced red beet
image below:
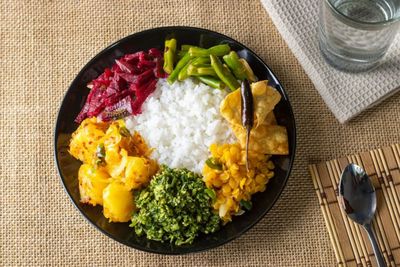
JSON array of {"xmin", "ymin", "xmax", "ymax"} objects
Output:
[
  {"xmin": 131, "ymin": 79, "xmax": 157, "ymax": 115},
  {"xmin": 138, "ymin": 60, "xmax": 156, "ymax": 69},
  {"xmin": 117, "ymin": 72, "xmax": 137, "ymax": 83},
  {"xmin": 111, "ymin": 64, "xmax": 121, "ymax": 73},
  {"xmin": 91, "ymin": 69, "xmax": 112, "ymax": 89},
  {"xmin": 104, "ymin": 90, "xmax": 130, "ymax": 106},
  {"xmin": 87, "ymin": 95, "xmax": 105, "ymax": 117},
  {"xmin": 115, "ymin": 59, "xmax": 135, "ymax": 74},
  {"xmin": 136, "ymin": 69, "xmax": 155, "ymax": 86},
  {"xmin": 138, "ymin": 52, "xmax": 150, "ymax": 62},
  {"xmin": 75, "ymin": 100, "xmax": 90, "ymax": 123},
  {"xmin": 124, "ymin": 51, "xmax": 144, "ymax": 62},
  {"xmin": 75, "ymin": 49, "xmax": 161, "ymax": 123},
  {"xmin": 139, "ymin": 79, "xmax": 158, "ymax": 100},
  {"xmin": 154, "ymin": 57, "xmax": 166, "ymax": 78},
  {"xmin": 148, "ymin": 48, "xmax": 162, "ymax": 58}
]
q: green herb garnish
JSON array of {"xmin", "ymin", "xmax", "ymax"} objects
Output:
[
  {"xmin": 95, "ymin": 143, "xmax": 105, "ymax": 165},
  {"xmin": 130, "ymin": 166, "xmax": 220, "ymax": 245},
  {"xmin": 119, "ymin": 126, "xmax": 131, "ymax": 137},
  {"xmin": 239, "ymin": 200, "xmax": 252, "ymax": 211},
  {"xmin": 205, "ymin": 188, "xmax": 217, "ymax": 202},
  {"xmin": 205, "ymin": 157, "xmax": 222, "ymax": 170}
]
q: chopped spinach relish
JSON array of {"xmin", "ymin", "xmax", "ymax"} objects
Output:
[{"xmin": 130, "ymin": 166, "xmax": 220, "ymax": 245}]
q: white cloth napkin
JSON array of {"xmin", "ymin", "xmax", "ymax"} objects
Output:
[{"xmin": 261, "ymin": 0, "xmax": 400, "ymax": 123}]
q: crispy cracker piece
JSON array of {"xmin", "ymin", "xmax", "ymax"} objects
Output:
[
  {"xmin": 264, "ymin": 111, "xmax": 277, "ymax": 125},
  {"xmin": 231, "ymin": 123, "xmax": 289, "ymax": 155}
]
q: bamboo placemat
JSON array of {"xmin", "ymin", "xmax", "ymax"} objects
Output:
[{"xmin": 310, "ymin": 144, "xmax": 400, "ymax": 267}]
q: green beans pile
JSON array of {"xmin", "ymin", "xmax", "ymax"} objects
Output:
[{"xmin": 163, "ymin": 38, "xmax": 257, "ymax": 91}]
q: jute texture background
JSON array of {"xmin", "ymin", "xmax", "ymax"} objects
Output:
[{"xmin": 1, "ymin": 1, "xmax": 399, "ymax": 266}]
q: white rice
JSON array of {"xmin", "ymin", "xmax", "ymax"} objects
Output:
[{"xmin": 125, "ymin": 78, "xmax": 235, "ymax": 173}]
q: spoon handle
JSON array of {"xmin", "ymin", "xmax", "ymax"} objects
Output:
[{"xmin": 364, "ymin": 223, "xmax": 386, "ymax": 267}]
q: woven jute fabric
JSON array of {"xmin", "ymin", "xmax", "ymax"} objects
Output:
[{"xmin": 1, "ymin": 1, "xmax": 399, "ymax": 266}]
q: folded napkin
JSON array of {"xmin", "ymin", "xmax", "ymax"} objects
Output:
[{"xmin": 261, "ymin": 0, "xmax": 400, "ymax": 123}]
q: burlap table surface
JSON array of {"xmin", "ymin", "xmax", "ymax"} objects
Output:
[{"xmin": 1, "ymin": 1, "xmax": 399, "ymax": 266}]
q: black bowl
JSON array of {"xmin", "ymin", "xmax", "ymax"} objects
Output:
[{"xmin": 54, "ymin": 26, "xmax": 296, "ymax": 254}]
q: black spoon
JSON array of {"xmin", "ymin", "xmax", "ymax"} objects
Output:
[{"xmin": 339, "ymin": 163, "xmax": 386, "ymax": 267}]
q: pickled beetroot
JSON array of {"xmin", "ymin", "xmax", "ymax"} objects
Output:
[{"xmin": 75, "ymin": 48, "xmax": 165, "ymax": 123}]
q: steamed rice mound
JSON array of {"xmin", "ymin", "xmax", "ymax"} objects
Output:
[{"xmin": 126, "ymin": 79, "xmax": 235, "ymax": 173}]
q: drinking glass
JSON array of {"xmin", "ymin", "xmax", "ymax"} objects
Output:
[{"xmin": 318, "ymin": 0, "xmax": 400, "ymax": 72}]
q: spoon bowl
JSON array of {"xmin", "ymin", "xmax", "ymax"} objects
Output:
[
  {"xmin": 339, "ymin": 164, "xmax": 376, "ymax": 224},
  {"xmin": 339, "ymin": 163, "xmax": 386, "ymax": 267}
]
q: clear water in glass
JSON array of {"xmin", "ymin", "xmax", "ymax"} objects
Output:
[{"xmin": 319, "ymin": 0, "xmax": 400, "ymax": 72}]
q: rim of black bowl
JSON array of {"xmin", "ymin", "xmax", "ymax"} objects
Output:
[{"xmin": 54, "ymin": 26, "xmax": 296, "ymax": 254}]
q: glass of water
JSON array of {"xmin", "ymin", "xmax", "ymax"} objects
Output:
[{"xmin": 318, "ymin": 0, "xmax": 400, "ymax": 72}]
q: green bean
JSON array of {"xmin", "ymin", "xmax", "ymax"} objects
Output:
[
  {"xmin": 223, "ymin": 51, "xmax": 246, "ymax": 80},
  {"xmin": 187, "ymin": 65, "xmax": 217, "ymax": 77},
  {"xmin": 197, "ymin": 67, "xmax": 217, "ymax": 76},
  {"xmin": 181, "ymin": 44, "xmax": 197, "ymax": 51},
  {"xmin": 191, "ymin": 63, "xmax": 211, "ymax": 68},
  {"xmin": 177, "ymin": 50, "xmax": 187, "ymax": 60},
  {"xmin": 167, "ymin": 53, "xmax": 191, "ymax": 84},
  {"xmin": 177, "ymin": 60, "xmax": 192, "ymax": 81},
  {"xmin": 163, "ymin": 38, "xmax": 177, "ymax": 74},
  {"xmin": 207, "ymin": 44, "xmax": 231, "ymax": 56},
  {"xmin": 188, "ymin": 44, "xmax": 231, "ymax": 57},
  {"xmin": 186, "ymin": 65, "xmax": 199, "ymax": 76},
  {"xmin": 210, "ymin": 54, "xmax": 240, "ymax": 91},
  {"xmin": 197, "ymin": 76, "xmax": 225, "ymax": 90},
  {"xmin": 190, "ymin": 57, "xmax": 210, "ymax": 66},
  {"xmin": 188, "ymin": 47, "xmax": 208, "ymax": 57},
  {"xmin": 177, "ymin": 57, "xmax": 211, "ymax": 81}
]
